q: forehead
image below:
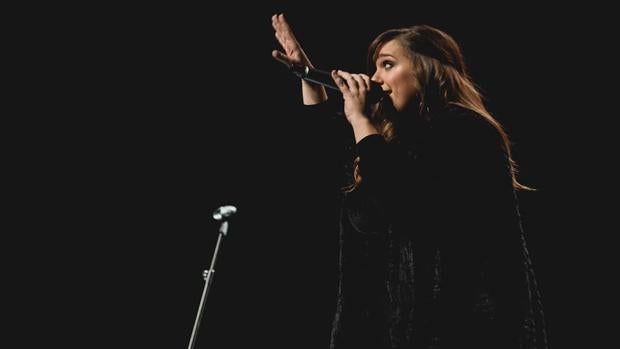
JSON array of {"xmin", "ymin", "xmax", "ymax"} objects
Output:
[{"xmin": 376, "ymin": 40, "xmax": 407, "ymax": 59}]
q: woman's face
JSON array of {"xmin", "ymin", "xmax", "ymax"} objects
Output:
[{"xmin": 371, "ymin": 40, "xmax": 419, "ymax": 112}]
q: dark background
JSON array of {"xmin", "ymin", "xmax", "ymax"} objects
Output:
[{"xmin": 21, "ymin": 2, "xmax": 612, "ymax": 348}]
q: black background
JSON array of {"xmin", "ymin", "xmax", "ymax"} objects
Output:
[{"xmin": 19, "ymin": 2, "xmax": 613, "ymax": 348}]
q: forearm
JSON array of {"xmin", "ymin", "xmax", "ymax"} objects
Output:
[
  {"xmin": 302, "ymin": 80, "xmax": 328, "ymax": 105},
  {"xmin": 350, "ymin": 117, "xmax": 379, "ymax": 143}
]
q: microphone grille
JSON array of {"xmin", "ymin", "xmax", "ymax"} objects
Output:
[{"xmin": 213, "ymin": 205, "xmax": 238, "ymax": 221}]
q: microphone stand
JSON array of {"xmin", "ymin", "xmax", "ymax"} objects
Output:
[{"xmin": 187, "ymin": 220, "xmax": 230, "ymax": 349}]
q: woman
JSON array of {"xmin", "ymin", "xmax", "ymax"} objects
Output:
[{"xmin": 271, "ymin": 13, "xmax": 548, "ymax": 349}]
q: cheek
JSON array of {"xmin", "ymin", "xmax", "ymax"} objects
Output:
[
  {"xmin": 387, "ymin": 71, "xmax": 417, "ymax": 111},
  {"xmin": 392, "ymin": 80, "xmax": 415, "ymax": 110},
  {"xmin": 399, "ymin": 81, "xmax": 418, "ymax": 106}
]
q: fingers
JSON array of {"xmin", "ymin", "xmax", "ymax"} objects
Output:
[
  {"xmin": 272, "ymin": 14, "xmax": 287, "ymax": 47},
  {"xmin": 272, "ymin": 50, "xmax": 291, "ymax": 66},
  {"xmin": 271, "ymin": 13, "xmax": 281, "ymax": 30},
  {"xmin": 332, "ymin": 70, "xmax": 356, "ymax": 91},
  {"xmin": 331, "ymin": 70, "xmax": 371, "ymax": 94},
  {"xmin": 359, "ymin": 75, "xmax": 371, "ymax": 90},
  {"xmin": 331, "ymin": 70, "xmax": 371, "ymax": 123},
  {"xmin": 272, "ymin": 13, "xmax": 293, "ymax": 42},
  {"xmin": 271, "ymin": 13, "xmax": 286, "ymax": 30},
  {"xmin": 271, "ymin": 13, "xmax": 314, "ymax": 68},
  {"xmin": 272, "ymin": 13, "xmax": 299, "ymax": 56},
  {"xmin": 274, "ymin": 13, "xmax": 291, "ymax": 33},
  {"xmin": 331, "ymin": 70, "xmax": 348, "ymax": 92}
]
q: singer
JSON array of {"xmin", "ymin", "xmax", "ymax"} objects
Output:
[{"xmin": 271, "ymin": 13, "xmax": 548, "ymax": 349}]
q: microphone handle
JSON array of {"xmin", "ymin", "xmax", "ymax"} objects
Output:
[
  {"xmin": 290, "ymin": 65, "xmax": 340, "ymax": 91},
  {"xmin": 289, "ymin": 65, "xmax": 384, "ymax": 103}
]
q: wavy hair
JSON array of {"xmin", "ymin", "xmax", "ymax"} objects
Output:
[{"xmin": 345, "ymin": 25, "xmax": 533, "ymax": 192}]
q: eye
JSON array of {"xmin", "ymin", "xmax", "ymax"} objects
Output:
[{"xmin": 380, "ymin": 60, "xmax": 394, "ymax": 70}]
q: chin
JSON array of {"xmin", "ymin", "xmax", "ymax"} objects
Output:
[
  {"xmin": 393, "ymin": 103, "xmax": 405, "ymax": 112},
  {"xmin": 385, "ymin": 97, "xmax": 399, "ymax": 111}
]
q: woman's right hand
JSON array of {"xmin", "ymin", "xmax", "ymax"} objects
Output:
[{"xmin": 271, "ymin": 13, "xmax": 313, "ymax": 68}]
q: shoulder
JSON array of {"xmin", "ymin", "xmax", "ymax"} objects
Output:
[
  {"xmin": 431, "ymin": 105, "xmax": 503, "ymax": 147},
  {"xmin": 433, "ymin": 105, "xmax": 495, "ymax": 133}
]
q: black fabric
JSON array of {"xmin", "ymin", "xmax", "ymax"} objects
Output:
[{"xmin": 303, "ymin": 101, "xmax": 548, "ymax": 349}]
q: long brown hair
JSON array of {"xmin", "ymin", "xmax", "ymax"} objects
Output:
[{"xmin": 345, "ymin": 25, "xmax": 533, "ymax": 192}]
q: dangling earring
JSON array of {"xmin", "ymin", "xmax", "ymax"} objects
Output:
[{"xmin": 418, "ymin": 101, "xmax": 430, "ymax": 116}]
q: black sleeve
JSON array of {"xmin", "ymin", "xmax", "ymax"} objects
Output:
[
  {"xmin": 356, "ymin": 134, "xmax": 405, "ymax": 190},
  {"xmin": 296, "ymin": 99, "xmax": 356, "ymax": 191},
  {"xmin": 299, "ymin": 98, "xmax": 342, "ymax": 120},
  {"xmin": 355, "ymin": 133, "xmax": 417, "ymax": 221},
  {"xmin": 297, "ymin": 98, "xmax": 351, "ymax": 139},
  {"xmin": 354, "ymin": 111, "xmax": 516, "ymax": 236}
]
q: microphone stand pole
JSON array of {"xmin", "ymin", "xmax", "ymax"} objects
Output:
[{"xmin": 187, "ymin": 220, "xmax": 230, "ymax": 349}]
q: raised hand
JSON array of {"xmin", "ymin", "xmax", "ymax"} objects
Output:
[
  {"xmin": 271, "ymin": 13, "xmax": 313, "ymax": 68},
  {"xmin": 271, "ymin": 13, "xmax": 327, "ymax": 104}
]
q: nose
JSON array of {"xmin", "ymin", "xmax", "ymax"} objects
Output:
[{"xmin": 371, "ymin": 71, "xmax": 382, "ymax": 84}]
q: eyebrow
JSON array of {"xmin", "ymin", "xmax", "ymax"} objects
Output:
[{"xmin": 377, "ymin": 53, "xmax": 396, "ymax": 59}]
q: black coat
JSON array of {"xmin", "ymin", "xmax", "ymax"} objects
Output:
[{"xmin": 304, "ymin": 101, "xmax": 548, "ymax": 349}]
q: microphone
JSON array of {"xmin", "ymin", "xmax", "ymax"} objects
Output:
[
  {"xmin": 290, "ymin": 65, "xmax": 385, "ymax": 104},
  {"xmin": 212, "ymin": 205, "xmax": 237, "ymax": 221}
]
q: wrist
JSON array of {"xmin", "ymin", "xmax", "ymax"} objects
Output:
[
  {"xmin": 348, "ymin": 114, "xmax": 371, "ymax": 127},
  {"xmin": 350, "ymin": 117, "xmax": 379, "ymax": 143}
]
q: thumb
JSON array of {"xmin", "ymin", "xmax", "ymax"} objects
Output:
[{"xmin": 272, "ymin": 50, "xmax": 291, "ymax": 66}]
